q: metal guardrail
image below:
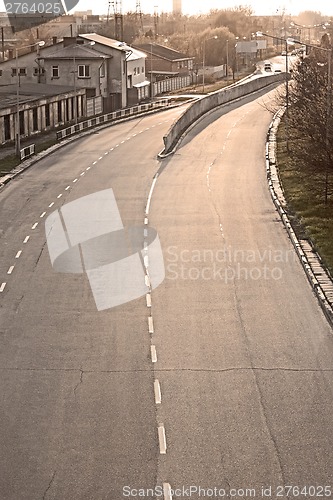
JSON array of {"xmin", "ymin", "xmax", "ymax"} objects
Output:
[
  {"xmin": 56, "ymin": 99, "xmax": 171, "ymax": 141},
  {"xmin": 20, "ymin": 144, "xmax": 35, "ymax": 161}
]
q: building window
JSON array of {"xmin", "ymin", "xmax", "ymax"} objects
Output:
[
  {"xmin": 33, "ymin": 67, "xmax": 39, "ymax": 75},
  {"xmin": 4, "ymin": 115, "xmax": 11, "ymax": 140},
  {"xmin": 133, "ymin": 67, "xmax": 137, "ymax": 75},
  {"xmin": 189, "ymin": 60, "xmax": 193, "ymax": 70},
  {"xmin": 32, "ymin": 108, "xmax": 38, "ymax": 131},
  {"xmin": 100, "ymin": 62, "xmax": 105, "ymax": 78},
  {"xmin": 19, "ymin": 110, "xmax": 24, "ymax": 135},
  {"xmin": 52, "ymin": 66, "xmax": 59, "ymax": 78},
  {"xmin": 0, "ymin": 70, "xmax": 2, "ymax": 76},
  {"xmin": 11, "ymin": 68, "xmax": 16, "ymax": 76},
  {"xmin": 137, "ymin": 67, "xmax": 140, "ymax": 74},
  {"xmin": 78, "ymin": 65, "xmax": 90, "ymax": 78},
  {"xmin": 57, "ymin": 100, "xmax": 62, "ymax": 122},
  {"xmin": 142, "ymin": 66, "xmax": 144, "ymax": 73},
  {"xmin": 45, "ymin": 103, "xmax": 50, "ymax": 127}
]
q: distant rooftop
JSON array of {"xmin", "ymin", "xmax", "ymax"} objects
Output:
[
  {"xmin": 0, "ymin": 83, "xmax": 82, "ymax": 110},
  {"xmin": 42, "ymin": 44, "xmax": 110, "ymax": 60},
  {"xmin": 135, "ymin": 43, "xmax": 193, "ymax": 61}
]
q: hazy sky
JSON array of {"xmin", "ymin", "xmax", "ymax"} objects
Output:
[{"xmin": 1, "ymin": 0, "xmax": 333, "ymax": 16}]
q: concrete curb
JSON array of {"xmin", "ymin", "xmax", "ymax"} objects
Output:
[
  {"xmin": 266, "ymin": 107, "xmax": 333, "ymax": 328},
  {"xmin": 0, "ymin": 99, "xmax": 192, "ymax": 191},
  {"xmin": 158, "ymin": 80, "xmax": 281, "ymax": 159}
]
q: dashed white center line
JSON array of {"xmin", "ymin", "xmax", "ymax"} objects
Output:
[
  {"xmin": 154, "ymin": 380, "xmax": 161, "ymax": 404},
  {"xmin": 73, "ymin": 178, "xmax": 78, "ymax": 183},
  {"xmin": 80, "ymin": 172, "xmax": 85, "ymax": 176},
  {"xmin": 31, "ymin": 223, "xmax": 38, "ymax": 229},
  {"xmin": 86, "ymin": 166, "xmax": 91, "ymax": 171},
  {"xmin": 7, "ymin": 265, "xmax": 14, "ymax": 275},
  {"xmin": 92, "ymin": 161, "xmax": 97, "ymax": 165},
  {"xmin": 158, "ymin": 424, "xmax": 167, "ymax": 454},
  {"xmin": 144, "ymin": 228, "xmax": 148, "ymax": 237},
  {"xmin": 144, "ymin": 217, "xmax": 148, "ymax": 225},
  {"xmin": 99, "ymin": 156, "xmax": 103, "ymax": 160},
  {"xmin": 40, "ymin": 212, "xmax": 46, "ymax": 218},
  {"xmin": 146, "ymin": 293, "xmax": 151, "ymax": 307},
  {"xmin": 115, "ymin": 144, "xmax": 119, "ymax": 147},
  {"xmin": 0, "ymin": 283, "xmax": 6, "ymax": 292},
  {"xmin": 15, "ymin": 250, "xmax": 22, "ymax": 259},
  {"xmin": 145, "ymin": 274, "xmax": 151, "ymax": 288},
  {"xmin": 110, "ymin": 147, "xmax": 114, "ymax": 151},
  {"xmin": 148, "ymin": 316, "xmax": 154, "ymax": 334},
  {"xmin": 163, "ymin": 483, "xmax": 173, "ymax": 500},
  {"xmin": 121, "ymin": 140, "xmax": 125, "ymax": 144},
  {"xmin": 49, "ymin": 202, "xmax": 54, "ymax": 208},
  {"xmin": 151, "ymin": 345, "xmax": 157, "ymax": 363},
  {"xmin": 144, "ymin": 255, "xmax": 149, "ymax": 268},
  {"xmin": 23, "ymin": 236, "xmax": 30, "ymax": 243},
  {"xmin": 104, "ymin": 151, "xmax": 109, "ymax": 155},
  {"xmin": 133, "ymin": 133, "xmax": 137, "ymax": 137},
  {"xmin": 57, "ymin": 193, "xmax": 62, "ymax": 198},
  {"xmin": 65, "ymin": 185, "xmax": 71, "ymax": 190}
]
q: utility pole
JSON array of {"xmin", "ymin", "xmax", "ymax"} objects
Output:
[
  {"xmin": 112, "ymin": 0, "xmax": 123, "ymax": 41},
  {"xmin": 135, "ymin": 0, "xmax": 144, "ymax": 33}
]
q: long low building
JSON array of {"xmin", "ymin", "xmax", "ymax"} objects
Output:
[{"xmin": 0, "ymin": 83, "xmax": 86, "ymax": 145}]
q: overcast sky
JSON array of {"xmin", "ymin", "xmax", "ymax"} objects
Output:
[{"xmin": 1, "ymin": 0, "xmax": 333, "ymax": 16}]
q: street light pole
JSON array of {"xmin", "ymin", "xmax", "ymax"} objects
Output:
[
  {"xmin": 226, "ymin": 39, "xmax": 229, "ymax": 82},
  {"xmin": 202, "ymin": 37, "xmax": 206, "ymax": 93},
  {"xmin": 325, "ymin": 49, "xmax": 332, "ymax": 204}
]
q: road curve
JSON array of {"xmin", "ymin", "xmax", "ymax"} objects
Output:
[{"xmin": 0, "ymin": 89, "xmax": 332, "ymax": 500}]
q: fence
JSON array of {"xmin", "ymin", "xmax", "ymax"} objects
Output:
[
  {"xmin": 153, "ymin": 76, "xmax": 192, "ymax": 95},
  {"xmin": 56, "ymin": 99, "xmax": 171, "ymax": 141}
]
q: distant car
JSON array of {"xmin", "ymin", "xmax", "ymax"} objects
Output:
[
  {"xmin": 264, "ymin": 61, "xmax": 272, "ymax": 72},
  {"xmin": 274, "ymin": 69, "xmax": 282, "ymax": 73},
  {"xmin": 281, "ymin": 50, "xmax": 287, "ymax": 56}
]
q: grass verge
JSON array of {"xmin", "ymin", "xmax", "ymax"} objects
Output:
[
  {"xmin": 276, "ymin": 116, "xmax": 333, "ymax": 275},
  {"xmin": 0, "ymin": 137, "xmax": 57, "ymax": 175}
]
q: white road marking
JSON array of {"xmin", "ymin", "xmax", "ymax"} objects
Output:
[
  {"xmin": 133, "ymin": 133, "xmax": 137, "ymax": 137},
  {"xmin": 154, "ymin": 380, "xmax": 161, "ymax": 404},
  {"xmin": 99, "ymin": 156, "xmax": 103, "ymax": 160},
  {"xmin": 80, "ymin": 172, "xmax": 85, "ymax": 176},
  {"xmin": 151, "ymin": 345, "xmax": 157, "ymax": 363},
  {"xmin": 163, "ymin": 483, "xmax": 173, "ymax": 500},
  {"xmin": 40, "ymin": 212, "xmax": 46, "ymax": 218},
  {"xmin": 104, "ymin": 151, "xmax": 108, "ymax": 155},
  {"xmin": 92, "ymin": 161, "xmax": 97, "ymax": 165},
  {"xmin": 49, "ymin": 202, "xmax": 54, "ymax": 208},
  {"xmin": 31, "ymin": 223, "xmax": 38, "ymax": 229},
  {"xmin": 7, "ymin": 265, "xmax": 14, "ymax": 275},
  {"xmin": 73, "ymin": 178, "xmax": 78, "ymax": 183},
  {"xmin": 0, "ymin": 283, "xmax": 6, "ymax": 292},
  {"xmin": 115, "ymin": 144, "xmax": 119, "ymax": 147},
  {"xmin": 148, "ymin": 316, "xmax": 154, "ymax": 334},
  {"xmin": 158, "ymin": 424, "xmax": 167, "ymax": 454},
  {"xmin": 15, "ymin": 250, "xmax": 22, "ymax": 259},
  {"xmin": 110, "ymin": 148, "xmax": 114, "ymax": 151},
  {"xmin": 144, "ymin": 228, "xmax": 148, "ymax": 237},
  {"xmin": 65, "ymin": 185, "xmax": 70, "ymax": 190},
  {"xmin": 145, "ymin": 175, "xmax": 158, "ymax": 215},
  {"xmin": 23, "ymin": 236, "xmax": 30, "ymax": 243},
  {"xmin": 145, "ymin": 275, "xmax": 151, "ymax": 288},
  {"xmin": 144, "ymin": 217, "xmax": 148, "ymax": 225},
  {"xmin": 146, "ymin": 293, "xmax": 151, "ymax": 307},
  {"xmin": 86, "ymin": 166, "xmax": 91, "ymax": 171},
  {"xmin": 121, "ymin": 140, "xmax": 125, "ymax": 144},
  {"xmin": 57, "ymin": 193, "xmax": 62, "ymax": 198},
  {"xmin": 144, "ymin": 255, "xmax": 149, "ymax": 268}
]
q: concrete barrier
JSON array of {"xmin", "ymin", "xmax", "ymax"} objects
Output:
[{"xmin": 161, "ymin": 73, "xmax": 286, "ymax": 155}]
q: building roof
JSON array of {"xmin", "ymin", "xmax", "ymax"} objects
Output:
[
  {"xmin": 0, "ymin": 83, "xmax": 83, "ymax": 110},
  {"xmin": 135, "ymin": 43, "xmax": 193, "ymax": 62},
  {"xmin": 79, "ymin": 33, "xmax": 146, "ymax": 60},
  {"xmin": 42, "ymin": 44, "xmax": 109, "ymax": 60}
]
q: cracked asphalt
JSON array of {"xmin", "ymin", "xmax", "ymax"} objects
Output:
[{"xmin": 1, "ymin": 88, "xmax": 333, "ymax": 499}]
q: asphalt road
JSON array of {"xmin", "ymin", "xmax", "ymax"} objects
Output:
[{"xmin": 1, "ymin": 88, "xmax": 333, "ymax": 500}]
